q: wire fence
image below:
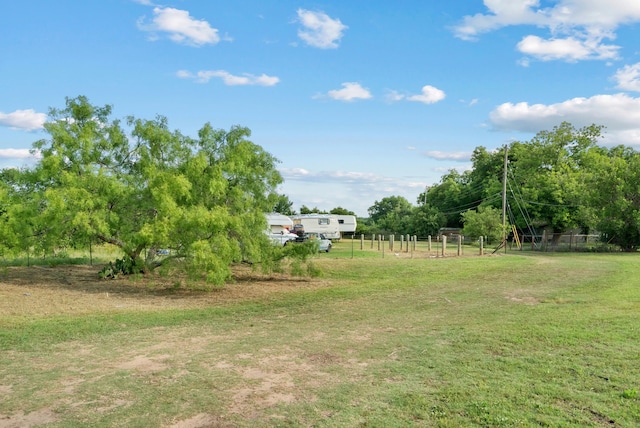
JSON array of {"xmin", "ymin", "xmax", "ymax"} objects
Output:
[{"xmin": 348, "ymin": 231, "xmax": 618, "ymax": 258}]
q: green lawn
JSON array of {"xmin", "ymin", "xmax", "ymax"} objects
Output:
[{"xmin": 1, "ymin": 246, "xmax": 639, "ymax": 426}]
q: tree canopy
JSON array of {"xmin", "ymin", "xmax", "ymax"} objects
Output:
[
  {"xmin": 1, "ymin": 96, "xmax": 318, "ymax": 284},
  {"xmin": 366, "ymin": 122, "xmax": 640, "ymax": 251}
]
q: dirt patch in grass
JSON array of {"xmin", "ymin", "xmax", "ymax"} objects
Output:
[
  {"xmin": 0, "ymin": 264, "xmax": 331, "ymax": 318},
  {"xmin": 0, "ymin": 265, "xmax": 342, "ymax": 425},
  {"xmin": 0, "ymin": 408, "xmax": 57, "ymax": 427}
]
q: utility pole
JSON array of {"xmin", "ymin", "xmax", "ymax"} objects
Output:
[{"xmin": 502, "ymin": 144, "xmax": 509, "ymax": 252}]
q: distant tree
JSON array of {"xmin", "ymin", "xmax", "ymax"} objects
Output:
[
  {"xmin": 368, "ymin": 196, "xmax": 413, "ymax": 233},
  {"xmin": 299, "ymin": 205, "xmax": 327, "ymax": 214},
  {"xmin": 581, "ymin": 145, "xmax": 640, "ymax": 251},
  {"xmin": 421, "ymin": 147, "xmax": 505, "ymax": 229},
  {"xmin": 508, "ymin": 122, "xmax": 603, "ymax": 234},
  {"xmin": 273, "ymin": 194, "xmax": 296, "ymax": 216},
  {"xmin": 407, "ymin": 204, "xmax": 446, "ymax": 237},
  {"xmin": 461, "ymin": 206, "xmax": 503, "ymax": 244},
  {"xmin": 423, "ymin": 170, "xmax": 477, "ymax": 228},
  {"xmin": 7, "ymin": 96, "xmax": 315, "ymax": 285},
  {"xmin": 330, "ymin": 206, "xmax": 355, "ymax": 215},
  {"xmin": 0, "ymin": 173, "xmax": 17, "ymax": 255}
]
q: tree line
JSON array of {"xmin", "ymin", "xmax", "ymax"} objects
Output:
[
  {"xmin": 2, "ymin": 97, "xmax": 637, "ymax": 289},
  {"xmin": 339, "ymin": 122, "xmax": 639, "ymax": 251}
]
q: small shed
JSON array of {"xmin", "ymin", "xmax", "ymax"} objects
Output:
[{"xmin": 438, "ymin": 227, "xmax": 463, "ymax": 239}]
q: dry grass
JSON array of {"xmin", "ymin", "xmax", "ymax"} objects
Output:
[
  {"xmin": 0, "ymin": 264, "xmax": 332, "ymax": 320},
  {"xmin": 2, "ymin": 252, "xmax": 639, "ymax": 427}
]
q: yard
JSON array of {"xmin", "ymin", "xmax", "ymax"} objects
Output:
[{"xmin": 1, "ymin": 244, "xmax": 639, "ymax": 426}]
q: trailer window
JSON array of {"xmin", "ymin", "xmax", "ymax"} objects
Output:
[
  {"xmin": 318, "ymin": 218, "xmax": 329, "ymax": 225},
  {"xmin": 338, "ymin": 219, "xmax": 344, "ymax": 224}
]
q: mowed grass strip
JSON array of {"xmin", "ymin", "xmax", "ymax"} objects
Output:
[{"xmin": 1, "ymin": 251, "xmax": 639, "ymax": 426}]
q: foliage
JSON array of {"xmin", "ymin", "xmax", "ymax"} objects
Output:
[
  {"xmin": 461, "ymin": 206, "xmax": 504, "ymax": 244},
  {"xmin": 299, "ymin": 205, "xmax": 328, "ymax": 214},
  {"xmin": 581, "ymin": 145, "xmax": 640, "ymax": 251},
  {"xmin": 368, "ymin": 195, "xmax": 413, "ymax": 233},
  {"xmin": 98, "ymin": 256, "xmax": 143, "ymax": 279},
  {"xmin": 423, "ymin": 164, "xmax": 501, "ymax": 229},
  {"xmin": 508, "ymin": 122, "xmax": 603, "ymax": 233},
  {"xmin": 330, "ymin": 206, "xmax": 355, "ymax": 215},
  {"xmin": 407, "ymin": 204, "xmax": 446, "ymax": 237},
  {"xmin": 1, "ymin": 96, "xmax": 318, "ymax": 285},
  {"xmin": 272, "ymin": 194, "xmax": 296, "ymax": 216}
]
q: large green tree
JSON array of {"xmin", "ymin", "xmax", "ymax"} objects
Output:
[
  {"xmin": 461, "ymin": 206, "xmax": 503, "ymax": 244},
  {"xmin": 508, "ymin": 122, "xmax": 603, "ymax": 233},
  {"xmin": 273, "ymin": 194, "xmax": 296, "ymax": 216},
  {"xmin": 9, "ymin": 96, "xmax": 294, "ymax": 284},
  {"xmin": 407, "ymin": 204, "xmax": 446, "ymax": 237},
  {"xmin": 581, "ymin": 145, "xmax": 640, "ymax": 251},
  {"xmin": 368, "ymin": 195, "xmax": 413, "ymax": 233},
  {"xmin": 422, "ymin": 169, "xmax": 486, "ymax": 228}
]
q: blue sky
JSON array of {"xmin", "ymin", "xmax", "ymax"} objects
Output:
[{"xmin": 2, "ymin": 1, "xmax": 640, "ymax": 216}]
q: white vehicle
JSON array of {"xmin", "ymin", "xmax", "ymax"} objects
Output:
[
  {"xmin": 305, "ymin": 232, "xmax": 332, "ymax": 252},
  {"xmin": 267, "ymin": 231, "xmax": 298, "ymax": 246},
  {"xmin": 335, "ymin": 215, "xmax": 357, "ymax": 234},
  {"xmin": 290, "ymin": 214, "xmax": 341, "ymax": 240}
]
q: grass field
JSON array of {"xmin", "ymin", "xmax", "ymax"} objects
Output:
[{"xmin": 1, "ymin": 243, "xmax": 639, "ymax": 427}]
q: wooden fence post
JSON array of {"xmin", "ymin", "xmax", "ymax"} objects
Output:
[{"xmin": 441, "ymin": 235, "xmax": 447, "ymax": 257}]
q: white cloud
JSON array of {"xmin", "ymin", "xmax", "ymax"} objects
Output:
[
  {"xmin": 138, "ymin": 7, "xmax": 220, "ymax": 46},
  {"xmin": 489, "ymin": 93, "xmax": 640, "ymax": 144},
  {"xmin": 517, "ymin": 35, "xmax": 619, "ymax": 61},
  {"xmin": 453, "ymin": 0, "xmax": 640, "ymax": 62},
  {"xmin": 406, "ymin": 85, "xmax": 446, "ymax": 104},
  {"xmin": 385, "ymin": 90, "xmax": 405, "ymax": 102},
  {"xmin": 0, "ymin": 148, "xmax": 41, "ymax": 160},
  {"xmin": 453, "ymin": 0, "xmax": 545, "ymax": 40},
  {"xmin": 279, "ymin": 167, "xmax": 427, "ymax": 215},
  {"xmin": 326, "ymin": 82, "xmax": 372, "ymax": 101},
  {"xmin": 613, "ymin": 63, "xmax": 640, "ymax": 92},
  {"xmin": 423, "ymin": 151, "xmax": 473, "ymax": 162},
  {"xmin": 0, "ymin": 109, "xmax": 46, "ymax": 131},
  {"xmin": 177, "ymin": 70, "xmax": 280, "ymax": 86},
  {"xmin": 386, "ymin": 86, "xmax": 446, "ymax": 104},
  {"xmin": 296, "ymin": 9, "xmax": 348, "ymax": 49}
]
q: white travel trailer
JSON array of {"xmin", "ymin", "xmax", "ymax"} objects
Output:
[
  {"xmin": 265, "ymin": 212, "xmax": 294, "ymax": 234},
  {"xmin": 335, "ymin": 215, "xmax": 357, "ymax": 234},
  {"xmin": 290, "ymin": 214, "xmax": 341, "ymax": 240}
]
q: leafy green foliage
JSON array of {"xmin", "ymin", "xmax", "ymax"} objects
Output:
[
  {"xmin": 98, "ymin": 256, "xmax": 144, "ymax": 279},
  {"xmin": 581, "ymin": 145, "xmax": 640, "ymax": 251},
  {"xmin": 299, "ymin": 205, "xmax": 328, "ymax": 214},
  {"xmin": 461, "ymin": 206, "xmax": 504, "ymax": 244},
  {"xmin": 2, "ymin": 96, "xmax": 319, "ymax": 285},
  {"xmin": 368, "ymin": 195, "xmax": 413, "ymax": 233},
  {"xmin": 508, "ymin": 122, "xmax": 603, "ymax": 233},
  {"xmin": 272, "ymin": 193, "xmax": 296, "ymax": 215},
  {"xmin": 329, "ymin": 206, "xmax": 355, "ymax": 215},
  {"xmin": 407, "ymin": 203, "xmax": 446, "ymax": 237}
]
